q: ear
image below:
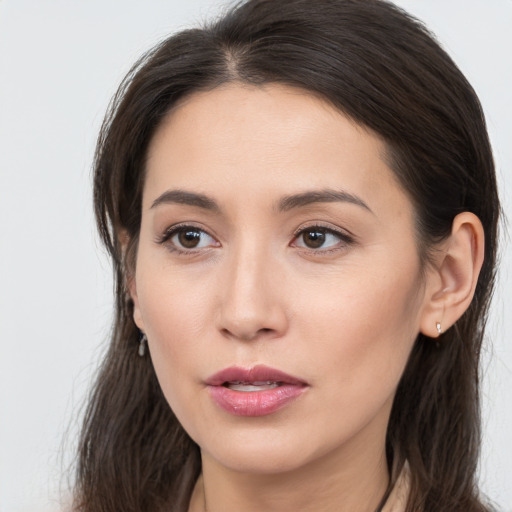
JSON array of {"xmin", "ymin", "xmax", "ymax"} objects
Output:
[
  {"xmin": 120, "ymin": 229, "xmax": 145, "ymax": 332},
  {"xmin": 420, "ymin": 212, "xmax": 485, "ymax": 338},
  {"xmin": 128, "ymin": 274, "xmax": 145, "ymax": 332}
]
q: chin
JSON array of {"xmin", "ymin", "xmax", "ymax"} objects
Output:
[
  {"xmin": 208, "ymin": 446, "xmax": 311, "ymax": 475},
  {"xmin": 196, "ymin": 423, "xmax": 333, "ymax": 476}
]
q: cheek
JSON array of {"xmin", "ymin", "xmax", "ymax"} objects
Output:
[
  {"xmin": 134, "ymin": 262, "xmax": 214, "ymax": 410},
  {"xmin": 294, "ymin": 261, "xmax": 423, "ymax": 411},
  {"xmin": 136, "ymin": 251, "xmax": 214, "ymax": 341}
]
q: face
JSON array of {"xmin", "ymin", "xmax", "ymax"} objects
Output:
[{"xmin": 131, "ymin": 84, "xmax": 432, "ymax": 475}]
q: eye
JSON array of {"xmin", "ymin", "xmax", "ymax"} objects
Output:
[
  {"xmin": 292, "ymin": 226, "xmax": 353, "ymax": 251},
  {"xmin": 158, "ymin": 225, "xmax": 220, "ymax": 252}
]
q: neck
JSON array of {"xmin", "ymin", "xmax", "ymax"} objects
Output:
[{"xmin": 189, "ymin": 432, "xmax": 390, "ymax": 512}]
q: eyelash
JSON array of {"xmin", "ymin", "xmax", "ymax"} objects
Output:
[
  {"xmin": 291, "ymin": 224, "xmax": 355, "ymax": 254},
  {"xmin": 156, "ymin": 223, "xmax": 355, "ymax": 255},
  {"xmin": 156, "ymin": 223, "xmax": 219, "ymax": 255}
]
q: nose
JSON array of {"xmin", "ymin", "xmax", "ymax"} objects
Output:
[{"xmin": 216, "ymin": 243, "xmax": 288, "ymax": 342}]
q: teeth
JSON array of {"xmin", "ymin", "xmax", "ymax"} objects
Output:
[{"xmin": 226, "ymin": 381, "xmax": 281, "ymax": 392}]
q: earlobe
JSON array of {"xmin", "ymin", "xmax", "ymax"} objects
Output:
[
  {"xmin": 128, "ymin": 275, "xmax": 145, "ymax": 331},
  {"xmin": 118, "ymin": 230, "xmax": 145, "ymax": 331},
  {"xmin": 420, "ymin": 212, "xmax": 485, "ymax": 338},
  {"xmin": 121, "ymin": 230, "xmax": 145, "ymax": 332}
]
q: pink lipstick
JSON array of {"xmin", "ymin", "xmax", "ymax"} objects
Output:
[{"xmin": 205, "ymin": 365, "xmax": 308, "ymax": 417}]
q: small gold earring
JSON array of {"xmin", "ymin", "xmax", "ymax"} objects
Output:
[{"xmin": 436, "ymin": 322, "xmax": 442, "ymax": 336}]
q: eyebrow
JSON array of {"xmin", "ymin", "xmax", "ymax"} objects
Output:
[
  {"xmin": 277, "ymin": 189, "xmax": 373, "ymax": 214},
  {"xmin": 150, "ymin": 189, "xmax": 220, "ymax": 212},
  {"xmin": 149, "ymin": 187, "xmax": 372, "ymax": 214}
]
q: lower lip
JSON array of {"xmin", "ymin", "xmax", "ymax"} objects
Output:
[{"xmin": 208, "ymin": 384, "xmax": 307, "ymax": 417}]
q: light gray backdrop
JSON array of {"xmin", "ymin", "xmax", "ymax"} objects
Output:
[{"xmin": 0, "ymin": 1, "xmax": 510, "ymax": 511}]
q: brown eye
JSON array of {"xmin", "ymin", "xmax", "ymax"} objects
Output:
[
  {"xmin": 293, "ymin": 226, "xmax": 353, "ymax": 252},
  {"xmin": 160, "ymin": 226, "xmax": 219, "ymax": 252},
  {"xmin": 302, "ymin": 229, "xmax": 327, "ymax": 249},
  {"xmin": 177, "ymin": 229, "xmax": 202, "ymax": 248}
]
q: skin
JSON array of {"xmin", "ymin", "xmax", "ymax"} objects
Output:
[{"xmin": 130, "ymin": 83, "xmax": 484, "ymax": 512}]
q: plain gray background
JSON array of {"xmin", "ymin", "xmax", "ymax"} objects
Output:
[{"xmin": 0, "ymin": 1, "xmax": 510, "ymax": 511}]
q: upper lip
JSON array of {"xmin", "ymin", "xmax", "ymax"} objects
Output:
[{"xmin": 205, "ymin": 364, "xmax": 307, "ymax": 386}]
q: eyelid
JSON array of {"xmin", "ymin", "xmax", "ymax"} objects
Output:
[
  {"xmin": 292, "ymin": 221, "xmax": 355, "ymax": 240},
  {"xmin": 155, "ymin": 222, "xmax": 220, "ymax": 252},
  {"xmin": 155, "ymin": 221, "xmax": 354, "ymax": 255},
  {"xmin": 290, "ymin": 222, "xmax": 356, "ymax": 251}
]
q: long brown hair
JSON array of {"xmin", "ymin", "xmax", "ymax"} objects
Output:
[{"xmin": 75, "ymin": 1, "xmax": 500, "ymax": 510}]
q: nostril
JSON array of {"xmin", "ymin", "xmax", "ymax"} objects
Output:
[
  {"xmin": 217, "ymin": 293, "xmax": 288, "ymax": 341},
  {"xmin": 220, "ymin": 326, "xmax": 276, "ymax": 342}
]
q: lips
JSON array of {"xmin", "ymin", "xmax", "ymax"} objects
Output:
[{"xmin": 205, "ymin": 365, "xmax": 308, "ymax": 417}]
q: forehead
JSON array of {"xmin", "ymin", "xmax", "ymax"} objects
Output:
[{"xmin": 144, "ymin": 83, "xmax": 409, "ymax": 218}]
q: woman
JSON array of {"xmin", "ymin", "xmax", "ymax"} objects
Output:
[{"xmin": 74, "ymin": 0, "xmax": 500, "ymax": 510}]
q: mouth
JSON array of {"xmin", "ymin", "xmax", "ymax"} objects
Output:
[
  {"xmin": 223, "ymin": 381, "xmax": 282, "ymax": 392},
  {"xmin": 205, "ymin": 365, "xmax": 308, "ymax": 417},
  {"xmin": 205, "ymin": 364, "xmax": 307, "ymax": 387}
]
